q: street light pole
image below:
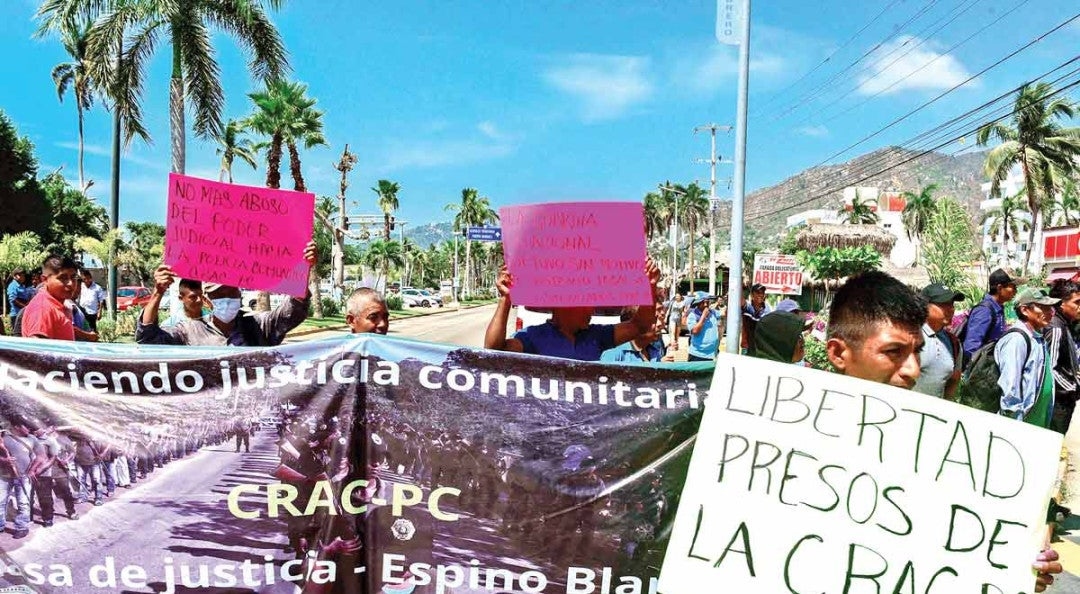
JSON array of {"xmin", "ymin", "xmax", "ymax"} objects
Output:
[{"xmin": 724, "ymin": 0, "xmax": 752, "ymax": 355}]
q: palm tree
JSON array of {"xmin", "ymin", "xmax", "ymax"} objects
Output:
[
  {"xmin": 679, "ymin": 182, "xmax": 710, "ymax": 292},
  {"xmin": 900, "ymin": 183, "xmax": 938, "ymax": 266},
  {"xmin": 363, "ymin": 239, "xmax": 404, "ymax": 292},
  {"xmin": 373, "ymin": 180, "xmax": 401, "ymax": 240},
  {"xmin": 1051, "ymin": 176, "xmax": 1080, "ymax": 227},
  {"xmin": 50, "ymin": 17, "xmax": 97, "ymax": 193},
  {"xmin": 642, "ymin": 191, "xmax": 667, "ymax": 242},
  {"xmin": 977, "ymin": 82, "xmax": 1080, "ymax": 273},
  {"xmin": 446, "ymin": 188, "xmax": 498, "ymax": 298},
  {"xmin": 215, "ymin": 119, "xmax": 258, "ymax": 183},
  {"xmin": 984, "ymin": 189, "xmax": 1027, "ymax": 268},
  {"xmin": 284, "ymin": 98, "xmax": 326, "ymax": 193},
  {"xmin": 83, "ymin": 0, "xmax": 289, "ymax": 174},
  {"xmin": 308, "ymin": 197, "xmax": 334, "ymax": 318},
  {"xmin": 838, "ymin": 190, "xmax": 880, "ymax": 224}
]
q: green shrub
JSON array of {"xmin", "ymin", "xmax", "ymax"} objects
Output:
[
  {"xmin": 802, "ymin": 335, "xmax": 836, "ymax": 373},
  {"xmin": 386, "ymin": 294, "xmax": 404, "ymax": 311},
  {"xmin": 321, "ymin": 297, "xmax": 341, "ymax": 317},
  {"xmin": 95, "ymin": 316, "xmax": 119, "ymax": 343},
  {"xmin": 97, "ymin": 309, "xmax": 139, "ymax": 343}
]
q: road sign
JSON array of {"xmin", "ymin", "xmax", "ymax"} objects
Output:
[
  {"xmin": 752, "ymin": 253, "xmax": 804, "ymax": 295},
  {"xmin": 467, "ymin": 226, "xmax": 502, "ymax": 241}
]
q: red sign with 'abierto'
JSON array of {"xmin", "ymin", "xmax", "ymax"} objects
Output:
[{"xmin": 752, "ymin": 253, "xmax": 804, "ymax": 295}]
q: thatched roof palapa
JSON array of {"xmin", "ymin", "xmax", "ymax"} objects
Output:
[{"xmin": 794, "ymin": 223, "xmax": 896, "ymax": 256}]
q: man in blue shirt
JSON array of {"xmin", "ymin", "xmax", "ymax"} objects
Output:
[
  {"xmin": 600, "ymin": 308, "xmax": 671, "ymax": 363},
  {"xmin": 6, "ymin": 268, "xmax": 29, "ymax": 331},
  {"xmin": 961, "ymin": 268, "xmax": 1018, "ymax": 364},
  {"xmin": 484, "ymin": 262, "xmax": 661, "ymax": 361},
  {"xmin": 686, "ymin": 292, "xmax": 721, "ymax": 361}
]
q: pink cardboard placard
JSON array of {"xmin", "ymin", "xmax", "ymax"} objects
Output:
[
  {"xmin": 163, "ymin": 173, "xmax": 315, "ymax": 298},
  {"xmin": 500, "ymin": 201, "xmax": 652, "ymax": 307}
]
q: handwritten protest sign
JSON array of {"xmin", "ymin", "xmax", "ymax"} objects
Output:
[
  {"xmin": 163, "ymin": 173, "xmax": 314, "ymax": 298},
  {"xmin": 659, "ymin": 353, "xmax": 1062, "ymax": 594},
  {"xmin": 501, "ymin": 202, "xmax": 652, "ymax": 307},
  {"xmin": 753, "ymin": 253, "xmax": 803, "ymax": 295}
]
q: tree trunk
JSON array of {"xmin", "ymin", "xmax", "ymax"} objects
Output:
[
  {"xmin": 384, "ymin": 213, "xmax": 391, "ymax": 241},
  {"xmin": 1020, "ymin": 153, "xmax": 1038, "ymax": 274},
  {"xmin": 309, "ymin": 266, "xmax": 323, "ymax": 319},
  {"xmin": 169, "ymin": 75, "xmax": 185, "ymax": 174},
  {"xmin": 464, "ymin": 239, "xmax": 472, "ymax": 299},
  {"xmin": 77, "ymin": 105, "xmax": 86, "ymax": 192},
  {"xmin": 266, "ymin": 135, "xmax": 282, "ymax": 190},
  {"xmin": 688, "ymin": 217, "xmax": 696, "ymax": 294},
  {"xmin": 288, "ymin": 142, "xmax": 305, "ymax": 192}
]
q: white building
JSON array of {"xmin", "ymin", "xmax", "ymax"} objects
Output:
[{"xmin": 978, "ymin": 167, "xmax": 1031, "ymax": 272}]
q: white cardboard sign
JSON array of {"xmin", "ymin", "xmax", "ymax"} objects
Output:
[{"xmin": 659, "ymin": 353, "xmax": 1062, "ymax": 594}]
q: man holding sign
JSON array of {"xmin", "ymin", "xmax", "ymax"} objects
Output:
[{"xmin": 135, "ymin": 242, "xmax": 317, "ymax": 347}]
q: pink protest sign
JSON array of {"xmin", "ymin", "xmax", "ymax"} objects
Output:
[
  {"xmin": 163, "ymin": 173, "xmax": 315, "ymax": 298},
  {"xmin": 500, "ymin": 201, "xmax": 652, "ymax": 307}
]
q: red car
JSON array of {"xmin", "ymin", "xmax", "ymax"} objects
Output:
[{"xmin": 116, "ymin": 286, "xmax": 153, "ymax": 311}]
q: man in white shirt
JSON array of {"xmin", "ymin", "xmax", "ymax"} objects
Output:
[{"xmin": 78, "ymin": 269, "xmax": 107, "ymax": 332}]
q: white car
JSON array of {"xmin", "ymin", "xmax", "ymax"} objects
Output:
[{"xmin": 401, "ymin": 288, "xmax": 442, "ymax": 307}]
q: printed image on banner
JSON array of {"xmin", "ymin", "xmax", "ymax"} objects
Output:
[
  {"xmin": 0, "ymin": 336, "xmax": 712, "ymax": 593},
  {"xmin": 658, "ymin": 353, "xmax": 1063, "ymax": 594},
  {"xmin": 752, "ymin": 253, "xmax": 803, "ymax": 295},
  {"xmin": 500, "ymin": 202, "xmax": 653, "ymax": 308},
  {"xmin": 164, "ymin": 173, "xmax": 315, "ymax": 298}
]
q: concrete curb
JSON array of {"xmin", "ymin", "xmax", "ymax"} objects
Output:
[{"xmin": 287, "ymin": 301, "xmax": 496, "ymax": 337}]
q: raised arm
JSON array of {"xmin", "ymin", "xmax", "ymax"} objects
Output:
[
  {"xmin": 484, "ymin": 266, "xmax": 524, "ymax": 352},
  {"xmin": 613, "ymin": 259, "xmax": 661, "ymax": 346}
]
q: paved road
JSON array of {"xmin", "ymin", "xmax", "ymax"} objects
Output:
[
  {"xmin": 286, "ymin": 304, "xmax": 500, "ymax": 347},
  {"xmin": 3, "ymin": 432, "xmax": 297, "ymax": 593}
]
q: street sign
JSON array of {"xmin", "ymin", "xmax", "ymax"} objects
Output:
[
  {"xmin": 467, "ymin": 226, "xmax": 502, "ymax": 241},
  {"xmin": 752, "ymin": 253, "xmax": 804, "ymax": 295}
]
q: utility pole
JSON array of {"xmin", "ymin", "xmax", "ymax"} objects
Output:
[
  {"xmin": 694, "ymin": 124, "xmax": 732, "ymax": 297},
  {"xmin": 723, "ymin": 0, "xmax": 752, "ymax": 355}
]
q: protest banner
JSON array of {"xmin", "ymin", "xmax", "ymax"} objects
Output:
[
  {"xmin": 163, "ymin": 173, "xmax": 315, "ymax": 298},
  {"xmin": 752, "ymin": 253, "xmax": 803, "ymax": 295},
  {"xmin": 0, "ymin": 336, "xmax": 712, "ymax": 594},
  {"xmin": 500, "ymin": 202, "xmax": 653, "ymax": 307},
  {"xmin": 659, "ymin": 353, "xmax": 1063, "ymax": 594}
]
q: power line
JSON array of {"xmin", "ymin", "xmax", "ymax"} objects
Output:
[
  {"xmin": 770, "ymin": 0, "xmax": 944, "ymax": 121},
  {"xmin": 750, "ymin": 0, "xmax": 904, "ymax": 115},
  {"xmin": 746, "ymin": 73, "xmax": 1080, "ymax": 223},
  {"xmin": 802, "ymin": 0, "xmax": 1030, "ymax": 130},
  {"xmin": 813, "ymin": 12, "xmax": 1080, "ymax": 168}
]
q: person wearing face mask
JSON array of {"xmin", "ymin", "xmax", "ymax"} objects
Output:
[{"xmin": 135, "ymin": 242, "xmax": 317, "ymax": 346}]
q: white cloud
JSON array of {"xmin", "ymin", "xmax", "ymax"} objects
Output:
[
  {"xmin": 795, "ymin": 125, "xmax": 829, "ymax": 137},
  {"xmin": 478, "ymin": 121, "xmax": 504, "ymax": 140},
  {"xmin": 857, "ymin": 36, "xmax": 972, "ymax": 95},
  {"xmin": 673, "ymin": 47, "xmax": 785, "ymax": 94},
  {"xmin": 55, "ymin": 141, "xmax": 163, "ymax": 170},
  {"xmin": 542, "ymin": 54, "xmax": 653, "ymax": 121},
  {"xmin": 374, "ymin": 139, "xmax": 516, "ymax": 175}
]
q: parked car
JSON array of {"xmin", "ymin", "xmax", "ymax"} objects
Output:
[
  {"xmin": 116, "ymin": 286, "xmax": 153, "ymax": 311},
  {"xmin": 514, "ymin": 305, "xmax": 623, "ymax": 332},
  {"xmin": 401, "ymin": 288, "xmax": 442, "ymax": 308}
]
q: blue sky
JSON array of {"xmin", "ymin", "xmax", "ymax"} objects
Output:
[{"xmin": 1, "ymin": 0, "xmax": 1078, "ymax": 229}]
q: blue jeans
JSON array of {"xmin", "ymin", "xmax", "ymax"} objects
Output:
[
  {"xmin": 0, "ymin": 475, "xmax": 32, "ymax": 531},
  {"xmin": 77, "ymin": 464, "xmax": 104, "ymax": 502}
]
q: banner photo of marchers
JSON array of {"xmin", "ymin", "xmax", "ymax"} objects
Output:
[
  {"xmin": 659, "ymin": 353, "xmax": 1063, "ymax": 594},
  {"xmin": 0, "ymin": 336, "xmax": 712, "ymax": 594}
]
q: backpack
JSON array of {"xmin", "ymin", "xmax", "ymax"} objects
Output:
[
  {"xmin": 958, "ymin": 328, "xmax": 1031, "ymax": 415},
  {"xmin": 953, "ymin": 302, "xmax": 999, "ymax": 369}
]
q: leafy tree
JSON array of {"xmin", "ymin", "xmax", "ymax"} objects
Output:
[
  {"xmin": 50, "ymin": 17, "xmax": 98, "ymax": 193},
  {"xmin": 74, "ymin": 228, "xmax": 125, "ymax": 298},
  {"xmin": 363, "ymin": 239, "xmax": 404, "ymax": 292},
  {"xmin": 922, "ymin": 197, "xmax": 981, "ymax": 308},
  {"xmin": 40, "ymin": 171, "xmax": 107, "ymax": 255},
  {"xmin": 83, "ymin": 0, "xmax": 289, "ymax": 173},
  {"xmin": 837, "ymin": 190, "xmax": 880, "ymax": 224},
  {"xmin": 678, "ymin": 182, "xmax": 710, "ymax": 292},
  {"xmin": 216, "ymin": 119, "xmax": 258, "ymax": 183},
  {"xmin": 796, "ymin": 246, "xmax": 881, "ymax": 299},
  {"xmin": 900, "ymin": 183, "xmax": 938, "ymax": 266},
  {"xmin": 0, "ymin": 232, "xmax": 47, "ymax": 318},
  {"xmin": 1048, "ymin": 175, "xmax": 1080, "ymax": 227},
  {"xmin": 983, "ymin": 189, "xmax": 1027, "ymax": 268},
  {"xmin": 373, "ymin": 179, "xmax": 401, "ymax": 241},
  {"xmin": 977, "ymin": 82, "xmax": 1080, "ymax": 273},
  {"xmin": 446, "ymin": 188, "xmax": 498, "ymax": 298},
  {"xmin": 0, "ymin": 110, "xmax": 49, "ymax": 238},
  {"xmin": 118, "ymin": 221, "xmax": 164, "ymax": 285}
]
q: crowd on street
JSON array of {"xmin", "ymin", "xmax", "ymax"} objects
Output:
[{"xmin": 0, "ymin": 243, "xmax": 1072, "ymax": 591}]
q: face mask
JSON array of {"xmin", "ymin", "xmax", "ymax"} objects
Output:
[{"xmin": 211, "ymin": 298, "xmax": 242, "ymax": 323}]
